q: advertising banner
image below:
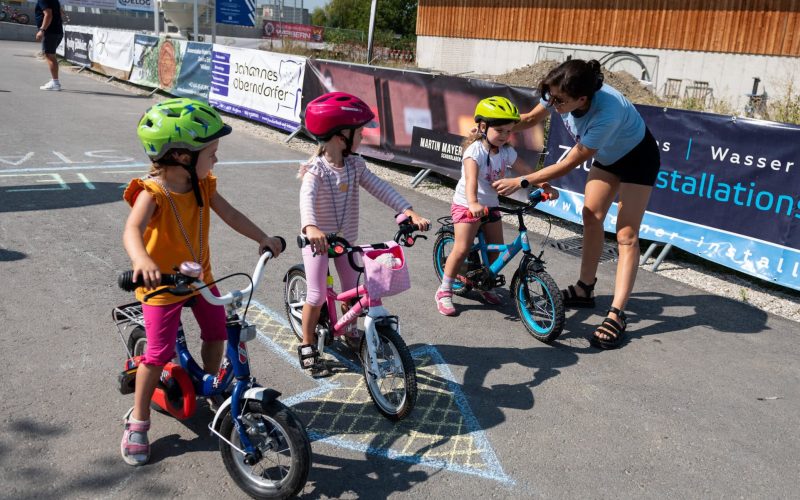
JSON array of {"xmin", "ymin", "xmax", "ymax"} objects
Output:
[
  {"xmin": 89, "ymin": 28, "xmax": 135, "ymax": 79},
  {"xmin": 63, "ymin": 0, "xmax": 117, "ymax": 9},
  {"xmin": 543, "ymin": 105, "xmax": 800, "ymax": 291},
  {"xmin": 262, "ymin": 21, "xmax": 324, "ymax": 42},
  {"xmin": 208, "ymin": 45, "xmax": 305, "ymax": 132},
  {"xmin": 130, "ymin": 35, "xmax": 202, "ymax": 96},
  {"xmin": 116, "ymin": 0, "xmax": 152, "ymax": 12},
  {"xmin": 63, "ymin": 29, "xmax": 93, "ymax": 66},
  {"xmin": 216, "ymin": 0, "xmax": 255, "ymax": 27},
  {"xmin": 303, "ymin": 60, "xmax": 544, "ymax": 201},
  {"xmin": 172, "ymin": 42, "xmax": 213, "ymax": 99}
]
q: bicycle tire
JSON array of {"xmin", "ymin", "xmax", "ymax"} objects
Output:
[
  {"xmin": 0, "ymin": 11, "xmax": 7, "ymax": 22},
  {"xmin": 17, "ymin": 13, "xmax": 29, "ymax": 24},
  {"xmin": 219, "ymin": 400, "xmax": 311, "ymax": 500},
  {"xmin": 126, "ymin": 326, "xmax": 147, "ymax": 357},
  {"xmin": 432, "ymin": 230, "xmax": 472, "ymax": 296},
  {"xmin": 283, "ymin": 268, "xmax": 307, "ymax": 341},
  {"xmin": 360, "ymin": 321, "xmax": 417, "ymax": 420},
  {"xmin": 511, "ymin": 267, "xmax": 565, "ymax": 343}
]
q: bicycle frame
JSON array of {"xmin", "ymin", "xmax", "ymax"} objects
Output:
[
  {"xmin": 473, "ymin": 225, "xmax": 531, "ymax": 279},
  {"xmin": 321, "ymin": 270, "xmax": 394, "ymax": 380},
  {"xmin": 115, "ymin": 250, "xmax": 282, "ymax": 462}
]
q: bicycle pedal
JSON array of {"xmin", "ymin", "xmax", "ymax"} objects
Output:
[{"xmin": 495, "ymin": 275, "xmax": 506, "ymax": 287}]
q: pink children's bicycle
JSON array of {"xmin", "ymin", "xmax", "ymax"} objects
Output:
[{"xmin": 283, "ymin": 216, "xmax": 426, "ymax": 420}]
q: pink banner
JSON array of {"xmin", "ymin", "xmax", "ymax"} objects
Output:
[{"xmin": 262, "ymin": 21, "xmax": 324, "ymax": 42}]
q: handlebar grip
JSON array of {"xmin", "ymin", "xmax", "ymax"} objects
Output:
[
  {"xmin": 117, "ymin": 271, "xmax": 177, "ymax": 292},
  {"xmin": 277, "ymin": 236, "xmax": 286, "ymax": 252}
]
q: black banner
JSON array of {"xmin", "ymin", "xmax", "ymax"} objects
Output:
[
  {"xmin": 302, "ymin": 60, "xmax": 544, "ymax": 180},
  {"xmin": 64, "ymin": 30, "xmax": 92, "ymax": 67}
]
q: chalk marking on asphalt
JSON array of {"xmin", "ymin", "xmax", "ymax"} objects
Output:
[
  {"xmin": 0, "ymin": 159, "xmax": 302, "ymax": 174},
  {"xmin": 249, "ymin": 300, "xmax": 514, "ymax": 485}
]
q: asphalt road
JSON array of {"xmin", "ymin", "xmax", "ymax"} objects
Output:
[{"xmin": 1, "ymin": 40, "xmax": 798, "ymax": 499}]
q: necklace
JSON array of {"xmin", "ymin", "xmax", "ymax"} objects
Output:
[
  {"xmin": 153, "ymin": 177, "xmax": 203, "ymax": 264},
  {"xmin": 323, "ymin": 159, "xmax": 350, "ymax": 234}
]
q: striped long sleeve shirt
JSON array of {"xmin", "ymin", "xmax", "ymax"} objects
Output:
[{"xmin": 299, "ymin": 155, "xmax": 412, "ymax": 243}]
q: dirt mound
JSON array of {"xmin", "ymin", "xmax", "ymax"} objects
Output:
[{"xmin": 483, "ymin": 60, "xmax": 664, "ymax": 106}]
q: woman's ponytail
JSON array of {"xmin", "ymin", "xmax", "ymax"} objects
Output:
[{"xmin": 587, "ymin": 59, "xmax": 604, "ymax": 91}]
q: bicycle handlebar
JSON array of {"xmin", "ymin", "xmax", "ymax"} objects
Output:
[
  {"xmin": 296, "ymin": 216, "xmax": 426, "ymax": 273},
  {"xmin": 493, "ymin": 188, "xmax": 551, "ymax": 215},
  {"xmin": 117, "ymin": 236, "xmax": 286, "ymax": 305},
  {"xmin": 296, "ymin": 215, "xmax": 426, "ymax": 255}
]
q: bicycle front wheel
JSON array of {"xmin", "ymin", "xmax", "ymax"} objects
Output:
[
  {"xmin": 361, "ymin": 321, "xmax": 417, "ymax": 420},
  {"xmin": 283, "ymin": 268, "xmax": 307, "ymax": 341},
  {"xmin": 17, "ymin": 13, "xmax": 29, "ymax": 24},
  {"xmin": 0, "ymin": 11, "xmax": 7, "ymax": 21},
  {"xmin": 511, "ymin": 267, "xmax": 565, "ymax": 343},
  {"xmin": 219, "ymin": 400, "xmax": 311, "ymax": 500}
]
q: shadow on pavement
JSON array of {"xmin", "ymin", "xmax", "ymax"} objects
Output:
[
  {"xmin": 61, "ymin": 89, "xmax": 150, "ymax": 99},
  {"xmin": 0, "ymin": 182, "xmax": 123, "ymax": 212}
]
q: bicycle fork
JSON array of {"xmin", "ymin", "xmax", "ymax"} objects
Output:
[{"xmin": 362, "ymin": 305, "xmax": 395, "ymax": 378}]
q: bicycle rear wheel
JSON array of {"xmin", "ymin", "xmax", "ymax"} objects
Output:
[
  {"xmin": 432, "ymin": 230, "xmax": 472, "ymax": 296},
  {"xmin": 361, "ymin": 319, "xmax": 417, "ymax": 420},
  {"xmin": 17, "ymin": 13, "xmax": 29, "ymax": 24},
  {"xmin": 511, "ymin": 267, "xmax": 565, "ymax": 343}
]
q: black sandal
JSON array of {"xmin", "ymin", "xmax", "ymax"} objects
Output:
[
  {"xmin": 561, "ymin": 278, "xmax": 597, "ymax": 308},
  {"xmin": 297, "ymin": 344, "xmax": 330, "ymax": 378},
  {"xmin": 590, "ymin": 307, "xmax": 627, "ymax": 349}
]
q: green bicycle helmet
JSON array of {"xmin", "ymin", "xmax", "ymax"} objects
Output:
[
  {"xmin": 474, "ymin": 96, "xmax": 520, "ymax": 124},
  {"xmin": 137, "ymin": 98, "xmax": 232, "ymax": 161}
]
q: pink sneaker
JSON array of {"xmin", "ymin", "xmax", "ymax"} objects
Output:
[
  {"xmin": 479, "ymin": 289, "xmax": 503, "ymax": 305},
  {"xmin": 435, "ymin": 289, "xmax": 456, "ymax": 316}
]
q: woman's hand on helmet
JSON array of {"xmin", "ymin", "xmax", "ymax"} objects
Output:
[
  {"xmin": 259, "ymin": 236, "xmax": 283, "ymax": 258},
  {"xmin": 305, "ymin": 225, "xmax": 329, "ymax": 256},
  {"xmin": 131, "ymin": 255, "xmax": 161, "ymax": 290}
]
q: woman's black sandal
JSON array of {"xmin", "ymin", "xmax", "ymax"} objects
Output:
[
  {"xmin": 590, "ymin": 307, "xmax": 627, "ymax": 349},
  {"xmin": 561, "ymin": 278, "xmax": 597, "ymax": 308},
  {"xmin": 297, "ymin": 343, "xmax": 330, "ymax": 378}
]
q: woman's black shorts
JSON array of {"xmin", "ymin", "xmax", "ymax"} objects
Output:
[{"xmin": 592, "ymin": 127, "xmax": 661, "ymax": 186}]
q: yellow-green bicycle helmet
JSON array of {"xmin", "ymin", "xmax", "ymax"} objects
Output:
[
  {"xmin": 137, "ymin": 98, "xmax": 232, "ymax": 161},
  {"xmin": 474, "ymin": 96, "xmax": 520, "ymax": 124}
]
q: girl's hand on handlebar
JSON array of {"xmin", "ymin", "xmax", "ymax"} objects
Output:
[
  {"xmin": 404, "ymin": 209, "xmax": 430, "ymax": 231},
  {"xmin": 540, "ymin": 182, "xmax": 560, "ymax": 200},
  {"xmin": 492, "ymin": 177, "xmax": 521, "ymax": 196},
  {"xmin": 468, "ymin": 202, "xmax": 488, "ymax": 218},
  {"xmin": 305, "ymin": 226, "xmax": 329, "ymax": 256},
  {"xmin": 131, "ymin": 255, "xmax": 160, "ymax": 290},
  {"xmin": 259, "ymin": 236, "xmax": 283, "ymax": 258}
]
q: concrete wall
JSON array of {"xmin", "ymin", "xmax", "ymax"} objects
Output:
[
  {"xmin": 0, "ymin": 21, "xmax": 37, "ymax": 42},
  {"xmin": 417, "ymin": 35, "xmax": 800, "ymax": 110}
]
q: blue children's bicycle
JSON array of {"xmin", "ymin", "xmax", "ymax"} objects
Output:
[
  {"xmin": 432, "ymin": 188, "xmax": 566, "ymax": 343},
  {"xmin": 113, "ymin": 240, "xmax": 311, "ymax": 500}
]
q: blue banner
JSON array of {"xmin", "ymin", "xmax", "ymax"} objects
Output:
[
  {"xmin": 216, "ymin": 0, "xmax": 255, "ymax": 27},
  {"xmin": 173, "ymin": 42, "xmax": 212, "ymax": 100},
  {"xmin": 543, "ymin": 105, "xmax": 800, "ymax": 291}
]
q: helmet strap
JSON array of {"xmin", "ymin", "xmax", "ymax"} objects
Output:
[{"xmin": 335, "ymin": 129, "xmax": 355, "ymax": 157}]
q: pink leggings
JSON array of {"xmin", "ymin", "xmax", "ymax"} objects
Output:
[
  {"xmin": 140, "ymin": 286, "xmax": 227, "ymax": 366},
  {"xmin": 302, "ymin": 246, "xmax": 361, "ymax": 306}
]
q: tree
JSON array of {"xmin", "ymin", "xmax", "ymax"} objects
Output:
[{"xmin": 316, "ymin": 0, "xmax": 417, "ymax": 38}]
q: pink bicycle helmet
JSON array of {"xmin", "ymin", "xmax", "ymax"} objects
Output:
[{"xmin": 304, "ymin": 92, "xmax": 376, "ymax": 150}]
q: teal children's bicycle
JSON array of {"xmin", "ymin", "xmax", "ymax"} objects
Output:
[{"xmin": 432, "ymin": 189, "xmax": 565, "ymax": 343}]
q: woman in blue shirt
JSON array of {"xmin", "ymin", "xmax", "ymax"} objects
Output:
[{"xmin": 494, "ymin": 59, "xmax": 661, "ymax": 349}]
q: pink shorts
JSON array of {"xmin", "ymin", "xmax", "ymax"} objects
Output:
[
  {"xmin": 451, "ymin": 203, "xmax": 501, "ymax": 224},
  {"xmin": 140, "ymin": 286, "xmax": 227, "ymax": 366}
]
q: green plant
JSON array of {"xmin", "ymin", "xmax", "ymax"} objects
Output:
[{"xmin": 767, "ymin": 80, "xmax": 800, "ymax": 125}]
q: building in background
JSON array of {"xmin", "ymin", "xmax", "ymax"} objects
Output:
[{"xmin": 415, "ymin": 0, "xmax": 800, "ymax": 108}]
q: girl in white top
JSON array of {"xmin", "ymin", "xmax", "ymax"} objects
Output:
[{"xmin": 435, "ymin": 96, "xmax": 557, "ymax": 316}]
